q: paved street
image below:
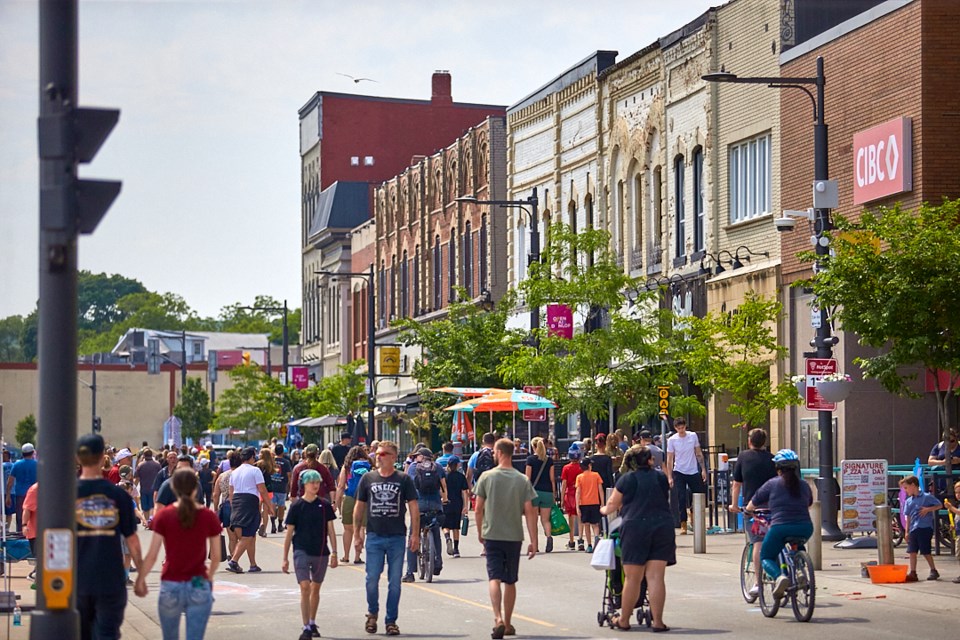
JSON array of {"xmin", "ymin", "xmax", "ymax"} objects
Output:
[{"xmin": 4, "ymin": 518, "xmax": 957, "ymax": 639}]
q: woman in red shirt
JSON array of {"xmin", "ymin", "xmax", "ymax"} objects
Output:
[{"xmin": 135, "ymin": 468, "xmax": 222, "ymax": 639}]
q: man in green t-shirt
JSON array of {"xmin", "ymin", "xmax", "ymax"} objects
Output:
[{"xmin": 474, "ymin": 438, "xmax": 539, "ymax": 640}]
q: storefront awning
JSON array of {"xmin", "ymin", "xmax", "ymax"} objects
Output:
[{"xmin": 378, "ymin": 393, "xmax": 420, "ymax": 414}]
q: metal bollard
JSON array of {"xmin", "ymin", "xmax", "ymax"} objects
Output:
[
  {"xmin": 808, "ymin": 502, "xmax": 822, "ymax": 570},
  {"xmin": 693, "ymin": 493, "xmax": 706, "ymax": 554},
  {"xmin": 875, "ymin": 504, "xmax": 894, "ymax": 565}
]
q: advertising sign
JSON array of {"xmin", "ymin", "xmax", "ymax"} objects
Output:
[
  {"xmin": 853, "ymin": 117, "xmax": 912, "ymax": 205},
  {"xmin": 547, "ymin": 304, "xmax": 574, "ymax": 339},
  {"xmin": 805, "ymin": 358, "xmax": 837, "ymax": 411},
  {"xmin": 522, "ymin": 385, "xmax": 546, "ymax": 422},
  {"xmin": 291, "ymin": 366, "xmax": 309, "ymax": 390},
  {"xmin": 840, "ymin": 459, "xmax": 888, "ymax": 533},
  {"xmin": 379, "ymin": 346, "xmax": 400, "ymax": 375}
]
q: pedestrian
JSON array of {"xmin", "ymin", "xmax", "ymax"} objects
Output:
[
  {"xmin": 336, "ymin": 445, "xmax": 371, "ymax": 564},
  {"xmin": 156, "ymin": 456, "xmax": 204, "ymax": 509},
  {"xmin": 467, "ymin": 432, "xmax": 497, "ymax": 489},
  {"xmin": 474, "ymin": 438, "xmax": 539, "ymax": 639},
  {"xmin": 271, "ymin": 444, "xmax": 294, "ymax": 533},
  {"xmin": 2, "ymin": 449, "xmax": 13, "ymax": 532},
  {"xmin": 108, "ymin": 448, "xmax": 134, "ymax": 484},
  {"xmin": 441, "ymin": 456, "xmax": 469, "ymax": 558},
  {"xmin": 560, "ymin": 444, "xmax": 584, "ymax": 550},
  {"xmin": 227, "ymin": 447, "xmax": 274, "ymax": 574},
  {"xmin": 134, "ymin": 448, "xmax": 162, "ymax": 521},
  {"xmin": 76, "ymin": 433, "xmax": 142, "ymax": 640},
  {"xmin": 21, "ymin": 481, "xmax": 38, "ymax": 559},
  {"xmin": 319, "ymin": 449, "xmax": 339, "ymax": 478},
  {"xmin": 436, "ymin": 442, "xmax": 456, "ymax": 469},
  {"xmin": 728, "ymin": 427, "xmax": 776, "ymax": 597},
  {"xmin": 600, "ymin": 445, "xmax": 674, "ymax": 632},
  {"xmin": 353, "ymin": 440, "xmax": 419, "ymax": 636},
  {"xmin": 575, "ymin": 457, "xmax": 604, "ymax": 552},
  {"xmin": 153, "ymin": 450, "xmax": 181, "ymax": 514},
  {"xmin": 256, "ymin": 447, "xmax": 277, "ymax": 537},
  {"xmin": 290, "ymin": 444, "xmax": 336, "ymax": 507},
  {"xmin": 900, "ymin": 474, "xmax": 942, "ymax": 582},
  {"xmin": 524, "ymin": 436, "xmax": 556, "ymax": 553},
  {"xmin": 135, "ymin": 468, "xmax": 222, "ymax": 640},
  {"xmin": 664, "ymin": 417, "xmax": 707, "ymax": 534},
  {"xmin": 942, "ymin": 480, "xmax": 960, "ymax": 583},
  {"xmin": 403, "ymin": 447, "xmax": 446, "ymax": 582},
  {"xmin": 331, "ymin": 431, "xmax": 353, "ymax": 470},
  {"xmin": 8, "ymin": 443, "xmax": 37, "ymax": 533},
  {"xmin": 211, "ymin": 451, "xmax": 241, "ymax": 562},
  {"xmin": 198, "ymin": 458, "xmax": 214, "ymax": 509},
  {"xmin": 282, "ymin": 469, "xmax": 339, "ymax": 640},
  {"xmin": 590, "ymin": 434, "xmax": 615, "ymax": 491}
]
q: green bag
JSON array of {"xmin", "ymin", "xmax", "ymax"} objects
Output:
[{"xmin": 550, "ymin": 502, "xmax": 570, "ymax": 536}]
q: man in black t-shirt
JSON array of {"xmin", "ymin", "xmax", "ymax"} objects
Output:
[
  {"xmin": 331, "ymin": 431, "xmax": 353, "ymax": 470},
  {"xmin": 76, "ymin": 433, "xmax": 141, "ymax": 640},
  {"xmin": 271, "ymin": 443, "xmax": 294, "ymax": 533},
  {"xmin": 729, "ymin": 428, "xmax": 777, "ymax": 598},
  {"xmin": 354, "ymin": 440, "xmax": 419, "ymax": 637}
]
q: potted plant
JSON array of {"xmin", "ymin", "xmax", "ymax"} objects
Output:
[
  {"xmin": 815, "ymin": 372, "xmax": 853, "ymax": 402},
  {"xmin": 790, "ymin": 374, "xmax": 806, "ymax": 397}
]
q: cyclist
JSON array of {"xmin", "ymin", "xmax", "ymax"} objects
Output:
[
  {"xmin": 745, "ymin": 449, "xmax": 813, "ymax": 600},
  {"xmin": 402, "ymin": 448, "xmax": 447, "ymax": 582},
  {"xmin": 729, "ymin": 428, "xmax": 777, "ymax": 598}
]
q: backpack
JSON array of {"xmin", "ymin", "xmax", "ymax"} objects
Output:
[
  {"xmin": 473, "ymin": 447, "xmax": 495, "ymax": 484},
  {"xmin": 345, "ymin": 459, "xmax": 371, "ymax": 498},
  {"xmin": 414, "ymin": 460, "xmax": 441, "ymax": 495}
]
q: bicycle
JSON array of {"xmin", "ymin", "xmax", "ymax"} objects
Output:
[
  {"xmin": 417, "ymin": 510, "xmax": 442, "ymax": 583},
  {"xmin": 753, "ymin": 515, "xmax": 815, "ymax": 622}
]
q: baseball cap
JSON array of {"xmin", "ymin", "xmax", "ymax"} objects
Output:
[
  {"xmin": 240, "ymin": 446, "xmax": 257, "ymax": 461},
  {"xmin": 115, "ymin": 448, "xmax": 133, "ymax": 460},
  {"xmin": 417, "ymin": 447, "xmax": 433, "ymax": 458},
  {"xmin": 638, "ymin": 430, "xmax": 652, "ymax": 440},
  {"xmin": 304, "ymin": 443, "xmax": 319, "ymax": 456},
  {"xmin": 340, "ymin": 431, "xmax": 352, "ymax": 440},
  {"xmin": 275, "ymin": 443, "xmax": 285, "ymax": 455},
  {"xmin": 199, "ymin": 458, "xmax": 210, "ymax": 467},
  {"xmin": 447, "ymin": 456, "xmax": 461, "ymax": 466},
  {"xmin": 119, "ymin": 465, "xmax": 132, "ymax": 477},
  {"xmin": 77, "ymin": 434, "xmax": 105, "ymax": 456},
  {"xmin": 21, "ymin": 443, "xmax": 35, "ymax": 454}
]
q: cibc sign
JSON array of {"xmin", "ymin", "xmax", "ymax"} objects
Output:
[{"xmin": 853, "ymin": 117, "xmax": 912, "ymax": 205}]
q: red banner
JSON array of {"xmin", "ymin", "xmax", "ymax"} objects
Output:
[
  {"xmin": 547, "ymin": 304, "xmax": 573, "ymax": 339},
  {"xmin": 522, "ymin": 385, "xmax": 546, "ymax": 422}
]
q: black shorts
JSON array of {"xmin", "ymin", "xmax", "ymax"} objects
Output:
[
  {"xmin": 907, "ymin": 526, "xmax": 933, "ymax": 555},
  {"xmin": 579, "ymin": 504, "xmax": 601, "ymax": 525},
  {"xmin": 441, "ymin": 503, "xmax": 463, "ymax": 530},
  {"xmin": 620, "ymin": 519, "xmax": 677, "ymax": 567},
  {"xmin": 484, "ymin": 539, "xmax": 522, "ymax": 585}
]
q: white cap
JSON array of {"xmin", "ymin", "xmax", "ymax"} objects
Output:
[
  {"xmin": 21, "ymin": 443, "xmax": 35, "ymax": 454},
  {"xmin": 115, "ymin": 448, "xmax": 133, "ymax": 460}
]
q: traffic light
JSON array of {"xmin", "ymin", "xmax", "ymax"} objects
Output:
[
  {"xmin": 241, "ymin": 351, "xmax": 251, "ymax": 366},
  {"xmin": 92, "ymin": 417, "xmax": 102, "ymax": 433}
]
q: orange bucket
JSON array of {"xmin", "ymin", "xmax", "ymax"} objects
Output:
[{"xmin": 866, "ymin": 564, "xmax": 908, "ymax": 584}]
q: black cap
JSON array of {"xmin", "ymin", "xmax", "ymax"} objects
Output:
[
  {"xmin": 275, "ymin": 443, "xmax": 284, "ymax": 455},
  {"xmin": 341, "ymin": 431, "xmax": 352, "ymax": 440},
  {"xmin": 77, "ymin": 433, "xmax": 105, "ymax": 456},
  {"xmin": 639, "ymin": 430, "xmax": 652, "ymax": 440},
  {"xmin": 240, "ymin": 446, "xmax": 257, "ymax": 461}
]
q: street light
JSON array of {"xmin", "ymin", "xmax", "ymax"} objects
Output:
[
  {"xmin": 704, "ymin": 56, "xmax": 844, "ymax": 540},
  {"xmin": 240, "ymin": 301, "xmax": 289, "ymax": 383},
  {"xmin": 315, "ymin": 265, "xmax": 376, "ymax": 440},
  {"xmin": 456, "ymin": 189, "xmax": 540, "ymax": 342}
]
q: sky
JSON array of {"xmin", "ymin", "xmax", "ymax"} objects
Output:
[{"xmin": 0, "ymin": 0, "xmax": 718, "ymax": 320}]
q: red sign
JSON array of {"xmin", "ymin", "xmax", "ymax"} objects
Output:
[
  {"xmin": 805, "ymin": 358, "xmax": 837, "ymax": 411},
  {"xmin": 291, "ymin": 366, "xmax": 310, "ymax": 390},
  {"xmin": 547, "ymin": 304, "xmax": 573, "ymax": 340},
  {"xmin": 852, "ymin": 117, "xmax": 912, "ymax": 205},
  {"xmin": 522, "ymin": 385, "xmax": 546, "ymax": 422}
]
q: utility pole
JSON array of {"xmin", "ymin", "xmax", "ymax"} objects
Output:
[{"xmin": 35, "ymin": 1, "xmax": 121, "ymax": 637}]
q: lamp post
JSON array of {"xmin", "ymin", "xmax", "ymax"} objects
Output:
[
  {"xmin": 455, "ymin": 189, "xmax": 540, "ymax": 341},
  {"xmin": 241, "ymin": 300, "xmax": 289, "ymax": 383},
  {"xmin": 316, "ymin": 265, "xmax": 376, "ymax": 440},
  {"xmin": 704, "ymin": 56, "xmax": 843, "ymax": 540}
]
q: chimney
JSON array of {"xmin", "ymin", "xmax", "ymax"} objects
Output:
[{"xmin": 432, "ymin": 70, "xmax": 452, "ymax": 106}]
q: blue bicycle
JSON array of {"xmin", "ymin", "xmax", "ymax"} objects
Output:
[{"xmin": 753, "ymin": 512, "xmax": 815, "ymax": 622}]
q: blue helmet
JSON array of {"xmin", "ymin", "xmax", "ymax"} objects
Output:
[{"xmin": 773, "ymin": 449, "xmax": 799, "ymax": 466}]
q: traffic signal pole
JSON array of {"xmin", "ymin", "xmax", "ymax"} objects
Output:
[{"xmin": 34, "ymin": 2, "xmax": 120, "ymax": 637}]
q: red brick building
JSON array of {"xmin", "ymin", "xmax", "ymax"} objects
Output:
[{"xmin": 779, "ymin": 0, "xmax": 960, "ymax": 465}]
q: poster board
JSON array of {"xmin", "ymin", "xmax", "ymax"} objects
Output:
[{"xmin": 840, "ymin": 459, "xmax": 888, "ymax": 533}]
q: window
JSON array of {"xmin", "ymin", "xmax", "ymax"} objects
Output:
[
  {"xmin": 463, "ymin": 221, "xmax": 473, "ymax": 297},
  {"xmin": 413, "ymin": 245, "xmax": 420, "ymax": 316},
  {"xmin": 448, "ymin": 229, "xmax": 457, "ymax": 302},
  {"xmin": 693, "ymin": 147, "xmax": 705, "ymax": 253},
  {"xmin": 378, "ymin": 261, "xmax": 386, "ymax": 327},
  {"xmin": 364, "ymin": 156, "xmax": 374, "ymax": 166},
  {"xmin": 433, "ymin": 236, "xmax": 442, "ymax": 310},
  {"xmin": 400, "ymin": 251, "xmax": 409, "ymax": 318},
  {"xmin": 390, "ymin": 256, "xmax": 397, "ymax": 319},
  {"xmin": 585, "ymin": 195, "xmax": 594, "ymax": 268},
  {"xmin": 350, "ymin": 156, "xmax": 360, "ymax": 166},
  {"xmin": 479, "ymin": 215, "xmax": 488, "ymax": 289},
  {"xmin": 729, "ymin": 133, "xmax": 772, "ymax": 223},
  {"xmin": 674, "ymin": 155, "xmax": 685, "ymax": 258},
  {"xmin": 651, "ymin": 165, "xmax": 663, "ymax": 264}
]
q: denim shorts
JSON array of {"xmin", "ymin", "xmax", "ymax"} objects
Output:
[{"xmin": 271, "ymin": 492, "xmax": 287, "ymax": 508}]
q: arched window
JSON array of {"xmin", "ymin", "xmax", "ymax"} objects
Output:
[
  {"xmin": 585, "ymin": 195, "xmax": 594, "ymax": 268},
  {"xmin": 433, "ymin": 236, "xmax": 442, "ymax": 310},
  {"xmin": 390, "ymin": 256, "xmax": 397, "ymax": 319},
  {"xmin": 413, "ymin": 245, "xmax": 421, "ymax": 316},
  {"xmin": 448, "ymin": 228, "xmax": 457, "ymax": 302},
  {"xmin": 479, "ymin": 215, "xmax": 488, "ymax": 289},
  {"xmin": 652, "ymin": 165, "xmax": 663, "ymax": 265},
  {"xmin": 674, "ymin": 154, "xmax": 685, "ymax": 259},
  {"xmin": 463, "ymin": 221, "xmax": 474, "ymax": 297},
  {"xmin": 378, "ymin": 260, "xmax": 386, "ymax": 328},
  {"xmin": 400, "ymin": 251, "xmax": 409, "ymax": 318},
  {"xmin": 693, "ymin": 146, "xmax": 705, "ymax": 253}
]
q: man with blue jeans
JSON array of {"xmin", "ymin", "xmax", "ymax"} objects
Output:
[
  {"xmin": 8, "ymin": 443, "xmax": 38, "ymax": 533},
  {"xmin": 403, "ymin": 447, "xmax": 447, "ymax": 582},
  {"xmin": 355, "ymin": 440, "xmax": 419, "ymax": 637}
]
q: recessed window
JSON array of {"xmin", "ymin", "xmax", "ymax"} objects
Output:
[
  {"xmin": 351, "ymin": 156, "xmax": 360, "ymax": 166},
  {"xmin": 729, "ymin": 133, "xmax": 772, "ymax": 223},
  {"xmin": 364, "ymin": 156, "xmax": 375, "ymax": 166}
]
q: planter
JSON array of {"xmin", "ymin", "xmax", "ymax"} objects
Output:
[
  {"xmin": 816, "ymin": 379, "xmax": 853, "ymax": 403},
  {"xmin": 795, "ymin": 380, "xmax": 806, "ymax": 396}
]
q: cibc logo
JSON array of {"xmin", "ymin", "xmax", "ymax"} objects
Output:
[{"xmin": 852, "ymin": 117, "xmax": 912, "ymax": 205}]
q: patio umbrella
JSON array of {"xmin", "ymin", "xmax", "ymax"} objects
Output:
[
  {"xmin": 353, "ymin": 414, "xmax": 367, "ymax": 444},
  {"xmin": 444, "ymin": 389, "xmax": 556, "ymax": 413},
  {"xmin": 450, "ymin": 410, "xmax": 474, "ymax": 443},
  {"xmin": 430, "ymin": 386, "xmax": 509, "ymax": 397}
]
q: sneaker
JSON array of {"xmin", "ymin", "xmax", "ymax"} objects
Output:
[
  {"xmin": 277, "ymin": 525, "xmax": 286, "ymax": 533},
  {"xmin": 446, "ymin": 537, "xmax": 454, "ymax": 556},
  {"xmin": 577, "ymin": 539, "xmax": 585, "ymax": 552},
  {"xmin": 310, "ymin": 623, "xmax": 321, "ymax": 637},
  {"xmin": 401, "ymin": 573, "xmax": 415, "ymax": 583},
  {"xmin": 680, "ymin": 521, "xmax": 688, "ymax": 535},
  {"xmin": 565, "ymin": 540, "xmax": 575, "ymax": 551},
  {"xmin": 748, "ymin": 584, "xmax": 760, "ymax": 598},
  {"xmin": 225, "ymin": 561, "xmax": 243, "ymax": 574},
  {"xmin": 300, "ymin": 630, "xmax": 313, "ymax": 640},
  {"xmin": 952, "ymin": 575, "xmax": 960, "ymax": 584},
  {"xmin": 545, "ymin": 536, "xmax": 553, "ymax": 553},
  {"xmin": 247, "ymin": 565, "xmax": 262, "ymax": 573},
  {"xmin": 772, "ymin": 575, "xmax": 790, "ymax": 600},
  {"xmin": 927, "ymin": 570, "xmax": 940, "ymax": 581},
  {"xmin": 586, "ymin": 545, "xmax": 593, "ymax": 553},
  {"xmin": 905, "ymin": 571, "xmax": 919, "ymax": 582},
  {"xmin": 271, "ymin": 521, "xmax": 277, "ymax": 534},
  {"xmin": 453, "ymin": 550, "xmax": 461, "ymax": 558}
]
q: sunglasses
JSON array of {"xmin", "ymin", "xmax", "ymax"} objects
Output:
[{"xmin": 376, "ymin": 451, "xmax": 395, "ymax": 457}]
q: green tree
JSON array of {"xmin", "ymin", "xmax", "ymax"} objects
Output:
[
  {"xmin": 680, "ymin": 292, "xmax": 801, "ymax": 448},
  {"xmin": 77, "ymin": 271, "xmax": 147, "ymax": 333},
  {"xmin": 215, "ymin": 363, "xmax": 274, "ymax": 441},
  {"xmin": 173, "ymin": 377, "xmax": 214, "ymax": 441},
  {"xmin": 79, "ymin": 291, "xmax": 198, "ymax": 354},
  {"xmin": 202, "ymin": 296, "xmax": 301, "ymax": 345},
  {"xmin": 15, "ymin": 414, "xmax": 37, "ymax": 446},
  {"xmin": 309, "ymin": 360, "xmax": 367, "ymax": 418},
  {"xmin": 0, "ymin": 315, "xmax": 25, "ymax": 362},
  {"xmin": 805, "ymin": 199, "xmax": 960, "ymax": 460},
  {"xmin": 498, "ymin": 224, "xmax": 699, "ymax": 428}
]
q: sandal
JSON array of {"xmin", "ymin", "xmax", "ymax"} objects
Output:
[
  {"xmin": 364, "ymin": 614, "xmax": 377, "ymax": 634},
  {"xmin": 652, "ymin": 625, "xmax": 671, "ymax": 633},
  {"xmin": 385, "ymin": 622, "xmax": 400, "ymax": 636},
  {"xmin": 610, "ymin": 614, "xmax": 631, "ymax": 631},
  {"xmin": 504, "ymin": 623, "xmax": 516, "ymax": 636},
  {"xmin": 340, "ymin": 556, "xmax": 350, "ymax": 563},
  {"xmin": 491, "ymin": 623, "xmax": 506, "ymax": 639}
]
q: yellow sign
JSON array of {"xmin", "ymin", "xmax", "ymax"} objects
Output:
[
  {"xmin": 279, "ymin": 424, "xmax": 288, "ymax": 438},
  {"xmin": 657, "ymin": 385, "xmax": 670, "ymax": 416},
  {"xmin": 380, "ymin": 346, "xmax": 401, "ymax": 376}
]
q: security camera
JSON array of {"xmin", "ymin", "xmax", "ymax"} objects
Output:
[{"xmin": 774, "ymin": 216, "xmax": 798, "ymax": 232}]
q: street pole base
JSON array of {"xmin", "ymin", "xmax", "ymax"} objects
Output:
[
  {"xmin": 821, "ymin": 524, "xmax": 846, "ymax": 542},
  {"xmin": 31, "ymin": 609, "xmax": 79, "ymax": 639}
]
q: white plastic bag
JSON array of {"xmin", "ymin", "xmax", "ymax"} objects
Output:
[{"xmin": 590, "ymin": 537, "xmax": 617, "ymax": 571}]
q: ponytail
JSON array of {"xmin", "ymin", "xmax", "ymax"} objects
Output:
[
  {"xmin": 780, "ymin": 465, "xmax": 802, "ymax": 498},
  {"xmin": 171, "ymin": 468, "xmax": 199, "ymax": 528}
]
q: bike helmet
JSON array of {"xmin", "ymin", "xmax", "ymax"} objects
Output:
[{"xmin": 773, "ymin": 448, "xmax": 800, "ymax": 466}]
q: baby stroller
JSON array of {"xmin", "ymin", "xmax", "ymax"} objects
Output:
[{"xmin": 597, "ymin": 515, "xmax": 652, "ymax": 629}]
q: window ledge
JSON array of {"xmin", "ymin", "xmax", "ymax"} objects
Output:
[{"xmin": 726, "ymin": 212, "xmax": 773, "ymax": 231}]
